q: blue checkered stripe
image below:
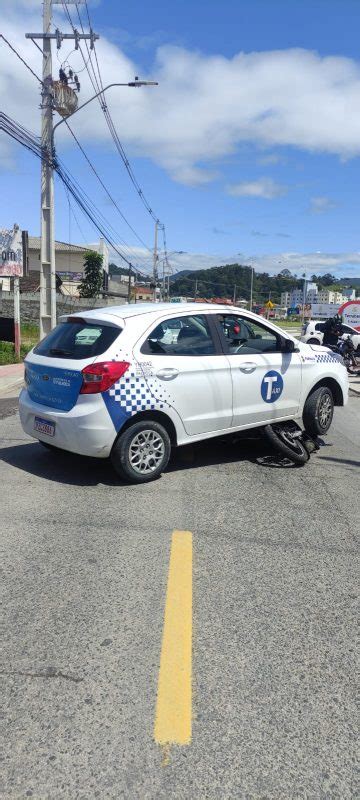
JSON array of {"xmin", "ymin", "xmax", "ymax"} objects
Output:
[
  {"xmin": 315, "ymin": 353, "xmax": 343, "ymax": 364},
  {"xmin": 109, "ymin": 375, "xmax": 164, "ymax": 414}
]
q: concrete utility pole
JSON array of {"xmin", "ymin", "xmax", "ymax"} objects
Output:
[
  {"xmin": 26, "ymin": 0, "xmax": 97, "ymax": 338},
  {"xmin": 153, "ymin": 220, "xmax": 158, "ymax": 302}
]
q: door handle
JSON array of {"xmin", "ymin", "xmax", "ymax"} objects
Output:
[
  {"xmin": 238, "ymin": 362, "xmax": 257, "ymax": 374},
  {"xmin": 156, "ymin": 368, "xmax": 179, "ymax": 380}
]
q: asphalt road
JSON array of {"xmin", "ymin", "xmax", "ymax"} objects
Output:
[{"xmin": 1, "ymin": 396, "xmax": 359, "ymax": 799}]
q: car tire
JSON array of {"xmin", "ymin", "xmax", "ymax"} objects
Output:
[
  {"xmin": 111, "ymin": 420, "xmax": 171, "ymax": 483},
  {"xmin": 303, "ymin": 386, "xmax": 334, "ymax": 436},
  {"xmin": 263, "ymin": 422, "xmax": 310, "ymax": 465},
  {"xmin": 307, "ymin": 337, "xmax": 320, "ymax": 344}
]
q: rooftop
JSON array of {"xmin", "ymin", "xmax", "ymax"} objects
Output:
[{"xmin": 29, "ymin": 237, "xmax": 87, "ymax": 254}]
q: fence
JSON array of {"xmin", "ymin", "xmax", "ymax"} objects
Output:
[{"xmin": 0, "ymin": 293, "xmax": 127, "ymax": 326}]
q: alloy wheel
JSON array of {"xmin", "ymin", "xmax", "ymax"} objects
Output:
[{"xmin": 129, "ymin": 429, "xmax": 165, "ymax": 475}]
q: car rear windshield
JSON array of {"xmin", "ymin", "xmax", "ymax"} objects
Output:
[{"xmin": 33, "ymin": 320, "xmax": 121, "ymax": 359}]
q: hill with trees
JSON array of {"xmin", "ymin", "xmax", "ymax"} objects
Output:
[{"xmin": 169, "ymin": 264, "xmax": 353, "ymax": 304}]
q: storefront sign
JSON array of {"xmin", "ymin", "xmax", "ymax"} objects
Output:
[
  {"xmin": 338, "ymin": 300, "xmax": 360, "ymax": 331},
  {"xmin": 0, "ymin": 225, "xmax": 23, "ymax": 277}
]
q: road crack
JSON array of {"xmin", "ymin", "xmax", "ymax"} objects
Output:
[{"xmin": 1, "ymin": 667, "xmax": 84, "ymax": 684}]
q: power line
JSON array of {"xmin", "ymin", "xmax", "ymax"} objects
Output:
[
  {"xmin": 61, "ymin": 119, "xmax": 154, "ymax": 256},
  {"xmin": 1, "ymin": 111, "xmax": 152, "ymax": 277},
  {"xmin": 0, "ymin": 33, "xmax": 43, "ymax": 84},
  {"xmin": 64, "ymin": 1, "xmax": 165, "ymax": 228},
  {"xmin": 0, "ymin": 29, "xmax": 158, "ymax": 276}
]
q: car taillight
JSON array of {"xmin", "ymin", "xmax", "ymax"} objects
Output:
[{"xmin": 80, "ymin": 361, "xmax": 130, "ymax": 394}]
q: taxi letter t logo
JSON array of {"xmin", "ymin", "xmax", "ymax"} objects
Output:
[{"xmin": 264, "ymin": 374, "xmax": 277, "ymax": 400}]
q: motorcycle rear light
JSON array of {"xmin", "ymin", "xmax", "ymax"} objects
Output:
[{"xmin": 80, "ymin": 361, "xmax": 130, "ymax": 394}]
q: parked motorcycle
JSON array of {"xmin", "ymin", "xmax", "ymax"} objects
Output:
[{"xmin": 330, "ymin": 336, "xmax": 360, "ymax": 376}]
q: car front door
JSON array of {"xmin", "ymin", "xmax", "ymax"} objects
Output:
[
  {"xmin": 214, "ymin": 314, "xmax": 303, "ymax": 428},
  {"xmin": 134, "ymin": 313, "xmax": 233, "ymax": 436}
]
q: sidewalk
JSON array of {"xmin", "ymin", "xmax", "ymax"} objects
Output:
[{"xmin": 0, "ymin": 363, "xmax": 24, "ymax": 398}]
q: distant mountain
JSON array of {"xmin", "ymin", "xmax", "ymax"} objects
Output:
[
  {"xmin": 342, "ymin": 277, "xmax": 360, "ymax": 286},
  {"xmin": 169, "ymin": 263, "xmax": 359, "ymax": 302},
  {"xmin": 169, "ymin": 263, "xmax": 303, "ymax": 303},
  {"xmin": 169, "ymin": 270, "xmax": 192, "ymax": 281}
]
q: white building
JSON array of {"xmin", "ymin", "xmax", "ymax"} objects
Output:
[
  {"xmin": 317, "ymin": 289, "xmax": 347, "ymax": 304},
  {"xmin": 27, "ymin": 236, "xmax": 109, "ymax": 296},
  {"xmin": 305, "ymin": 282, "xmax": 318, "ymax": 304},
  {"xmin": 280, "ymin": 291, "xmax": 291, "ymax": 307}
]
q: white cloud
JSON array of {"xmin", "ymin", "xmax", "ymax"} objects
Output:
[
  {"xmin": 238, "ymin": 251, "xmax": 360, "ymax": 278},
  {"xmin": 108, "ymin": 245, "xmax": 360, "ymax": 279},
  {"xmin": 310, "ymin": 195, "xmax": 337, "ymax": 213},
  {"xmin": 1, "ymin": 5, "xmax": 360, "ymax": 185},
  {"xmin": 227, "ymin": 178, "xmax": 287, "ymax": 199}
]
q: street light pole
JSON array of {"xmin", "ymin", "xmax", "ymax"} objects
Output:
[
  {"xmin": 250, "ymin": 266, "xmax": 254, "ymax": 311},
  {"xmin": 301, "ymin": 269, "xmax": 307, "ymax": 324},
  {"xmin": 153, "ymin": 220, "xmax": 158, "ymax": 302}
]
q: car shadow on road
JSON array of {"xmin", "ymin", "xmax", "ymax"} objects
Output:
[{"xmin": 0, "ymin": 433, "xmax": 306, "ymax": 487}]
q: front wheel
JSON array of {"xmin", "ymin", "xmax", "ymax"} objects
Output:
[
  {"xmin": 303, "ymin": 386, "xmax": 334, "ymax": 436},
  {"xmin": 264, "ymin": 422, "xmax": 310, "ymax": 465},
  {"xmin": 111, "ymin": 420, "xmax": 171, "ymax": 483}
]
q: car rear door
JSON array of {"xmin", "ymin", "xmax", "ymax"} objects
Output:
[
  {"xmin": 213, "ymin": 313, "xmax": 303, "ymax": 428},
  {"xmin": 133, "ymin": 312, "xmax": 233, "ymax": 436}
]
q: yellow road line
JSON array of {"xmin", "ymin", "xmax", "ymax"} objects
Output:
[{"xmin": 154, "ymin": 530, "xmax": 192, "ymax": 746}]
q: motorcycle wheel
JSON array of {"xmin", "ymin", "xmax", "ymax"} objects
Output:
[{"xmin": 263, "ymin": 422, "xmax": 310, "ymax": 465}]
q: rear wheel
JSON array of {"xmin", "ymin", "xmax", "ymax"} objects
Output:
[
  {"xmin": 307, "ymin": 337, "xmax": 320, "ymax": 344},
  {"xmin": 111, "ymin": 420, "xmax": 171, "ymax": 483},
  {"xmin": 264, "ymin": 422, "xmax": 310, "ymax": 465},
  {"xmin": 303, "ymin": 386, "xmax": 334, "ymax": 436}
]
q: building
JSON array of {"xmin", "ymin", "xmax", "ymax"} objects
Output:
[
  {"xmin": 305, "ymin": 282, "xmax": 318, "ymax": 304},
  {"xmin": 27, "ymin": 236, "xmax": 109, "ymax": 296},
  {"xmin": 106, "ymin": 274, "xmax": 135, "ymax": 301},
  {"xmin": 134, "ymin": 285, "xmax": 154, "ymax": 302},
  {"xmin": 290, "ymin": 289, "xmax": 304, "ymax": 307},
  {"xmin": 280, "ymin": 291, "xmax": 291, "ymax": 307},
  {"xmin": 317, "ymin": 289, "xmax": 347, "ymax": 304}
]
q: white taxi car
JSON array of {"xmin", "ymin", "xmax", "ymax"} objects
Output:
[
  {"xmin": 301, "ymin": 319, "xmax": 360, "ymax": 350},
  {"xmin": 19, "ymin": 303, "xmax": 348, "ymax": 483}
]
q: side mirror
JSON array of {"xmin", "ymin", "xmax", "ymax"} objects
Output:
[{"xmin": 281, "ymin": 338, "xmax": 296, "ymax": 353}]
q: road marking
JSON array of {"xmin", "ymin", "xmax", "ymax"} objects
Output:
[{"xmin": 154, "ymin": 530, "xmax": 192, "ymax": 747}]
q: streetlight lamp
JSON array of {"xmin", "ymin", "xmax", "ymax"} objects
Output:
[{"xmin": 52, "ymin": 78, "xmax": 158, "ymax": 146}]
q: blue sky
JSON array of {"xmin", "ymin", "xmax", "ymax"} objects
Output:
[{"xmin": 1, "ymin": 0, "xmax": 360, "ymax": 278}]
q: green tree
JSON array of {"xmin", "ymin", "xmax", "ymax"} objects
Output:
[{"xmin": 79, "ymin": 250, "xmax": 103, "ymax": 298}]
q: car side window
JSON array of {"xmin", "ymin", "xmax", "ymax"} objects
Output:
[
  {"xmin": 141, "ymin": 314, "xmax": 216, "ymax": 356},
  {"xmin": 315, "ymin": 323, "xmax": 325, "ymax": 332},
  {"xmin": 216, "ymin": 314, "xmax": 280, "ymax": 355}
]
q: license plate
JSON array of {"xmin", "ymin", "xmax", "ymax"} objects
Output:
[{"xmin": 34, "ymin": 416, "xmax": 55, "ymax": 437}]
